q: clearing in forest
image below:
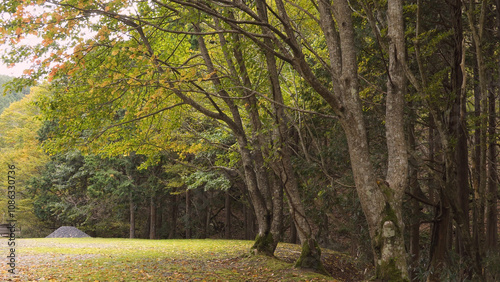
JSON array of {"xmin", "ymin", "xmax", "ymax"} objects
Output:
[{"xmin": 0, "ymin": 238, "xmax": 366, "ymax": 281}]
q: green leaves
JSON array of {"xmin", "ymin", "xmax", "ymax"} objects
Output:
[{"xmin": 185, "ymin": 170, "xmax": 231, "ymax": 191}]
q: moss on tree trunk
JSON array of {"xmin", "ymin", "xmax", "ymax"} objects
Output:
[
  {"xmin": 250, "ymin": 232, "xmax": 277, "ymax": 256},
  {"xmin": 294, "ymin": 238, "xmax": 329, "ymax": 276},
  {"xmin": 372, "ymin": 203, "xmax": 409, "ymax": 282}
]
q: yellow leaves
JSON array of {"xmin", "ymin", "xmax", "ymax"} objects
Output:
[
  {"xmin": 100, "ymin": 26, "xmax": 109, "ymax": 34},
  {"xmin": 99, "ymin": 80, "xmax": 110, "ymax": 88},
  {"xmin": 113, "ymin": 72, "xmax": 124, "ymax": 80},
  {"xmin": 186, "ymin": 142, "xmax": 204, "ymax": 154},
  {"xmin": 195, "ymin": 70, "xmax": 217, "ymax": 83},
  {"xmin": 111, "ymin": 49, "xmax": 119, "ymax": 56},
  {"xmin": 96, "ymin": 26, "xmax": 110, "ymax": 41},
  {"xmin": 152, "ymin": 88, "xmax": 164, "ymax": 99}
]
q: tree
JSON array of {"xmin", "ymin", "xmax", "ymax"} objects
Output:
[
  {"xmin": 0, "ymin": 86, "xmax": 49, "ymax": 236},
  {"xmin": 5, "ymin": 0, "xmax": 500, "ymax": 280},
  {"xmin": 0, "ymin": 0, "xmax": 410, "ymax": 278},
  {"xmin": 0, "ymin": 75, "xmax": 27, "ymax": 114},
  {"xmin": 1, "ymin": 0, "xmax": 293, "ymax": 262}
]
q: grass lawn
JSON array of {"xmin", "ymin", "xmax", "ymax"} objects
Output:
[{"xmin": 0, "ymin": 238, "xmax": 365, "ymax": 281}]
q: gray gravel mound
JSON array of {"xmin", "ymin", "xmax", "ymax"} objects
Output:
[{"xmin": 46, "ymin": 226, "xmax": 91, "ymax": 238}]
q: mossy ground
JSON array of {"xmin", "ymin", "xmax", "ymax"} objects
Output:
[{"xmin": 0, "ymin": 238, "xmax": 368, "ymax": 281}]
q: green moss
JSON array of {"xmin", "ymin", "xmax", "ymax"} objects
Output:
[
  {"xmin": 371, "ymin": 200, "xmax": 408, "ymax": 281},
  {"xmin": 250, "ymin": 232, "xmax": 276, "ymax": 256},
  {"xmin": 375, "ymin": 258, "xmax": 409, "ymax": 282},
  {"xmin": 294, "ymin": 239, "xmax": 330, "ymax": 276},
  {"xmin": 294, "ymin": 240, "xmax": 311, "ymax": 267}
]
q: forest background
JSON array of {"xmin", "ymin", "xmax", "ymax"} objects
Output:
[{"xmin": 0, "ymin": 0, "xmax": 500, "ymax": 281}]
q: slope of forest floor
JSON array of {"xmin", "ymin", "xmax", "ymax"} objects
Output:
[{"xmin": 0, "ymin": 238, "xmax": 369, "ymax": 281}]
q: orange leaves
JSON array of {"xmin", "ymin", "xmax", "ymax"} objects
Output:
[
  {"xmin": 22, "ymin": 69, "xmax": 34, "ymax": 76},
  {"xmin": 100, "ymin": 25, "xmax": 110, "ymax": 34},
  {"xmin": 97, "ymin": 25, "xmax": 110, "ymax": 39},
  {"xmin": 15, "ymin": 27, "xmax": 23, "ymax": 36},
  {"xmin": 52, "ymin": 13, "xmax": 63, "ymax": 23},
  {"xmin": 42, "ymin": 37, "xmax": 53, "ymax": 47},
  {"xmin": 48, "ymin": 64, "xmax": 65, "ymax": 81}
]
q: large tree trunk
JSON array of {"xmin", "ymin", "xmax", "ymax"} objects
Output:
[
  {"xmin": 314, "ymin": 0, "xmax": 410, "ymax": 279},
  {"xmin": 270, "ymin": 174, "xmax": 284, "ymax": 246},
  {"xmin": 259, "ymin": 0, "xmax": 326, "ymax": 273},
  {"xmin": 377, "ymin": 1, "xmax": 409, "ymax": 278},
  {"xmin": 224, "ymin": 17, "xmax": 285, "ymax": 257},
  {"xmin": 238, "ymin": 142, "xmax": 276, "ymax": 256}
]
